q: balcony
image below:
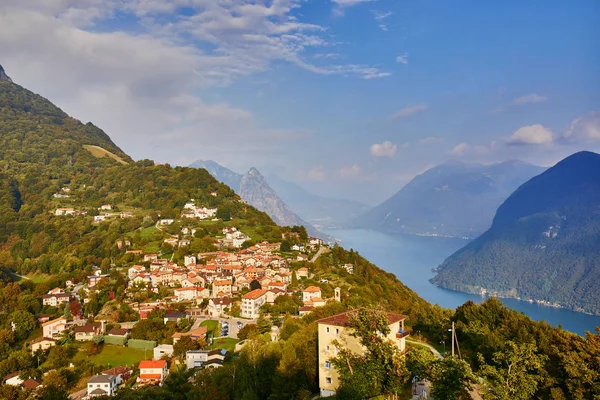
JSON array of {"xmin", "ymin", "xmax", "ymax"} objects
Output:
[{"xmin": 396, "ymin": 329, "xmax": 410, "ymax": 339}]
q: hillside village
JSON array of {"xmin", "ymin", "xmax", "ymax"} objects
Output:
[{"xmin": 2, "ymin": 194, "xmax": 374, "ymax": 399}]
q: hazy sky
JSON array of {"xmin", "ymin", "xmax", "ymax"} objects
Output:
[{"xmin": 0, "ymin": 0, "xmax": 599, "ymax": 204}]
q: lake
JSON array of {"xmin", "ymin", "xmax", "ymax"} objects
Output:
[{"xmin": 326, "ymin": 229, "xmax": 600, "ymax": 336}]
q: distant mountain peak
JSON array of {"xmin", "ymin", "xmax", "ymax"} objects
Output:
[{"xmin": 0, "ymin": 64, "xmax": 12, "ymax": 82}]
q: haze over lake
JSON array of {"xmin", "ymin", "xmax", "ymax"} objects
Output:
[{"xmin": 327, "ymin": 229, "xmax": 600, "ymax": 336}]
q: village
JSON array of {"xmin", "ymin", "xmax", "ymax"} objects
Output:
[{"xmin": 2, "ymin": 199, "xmax": 372, "ymax": 399}]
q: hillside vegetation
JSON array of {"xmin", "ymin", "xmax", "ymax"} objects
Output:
[{"xmin": 432, "ymin": 151, "xmax": 600, "ymax": 315}]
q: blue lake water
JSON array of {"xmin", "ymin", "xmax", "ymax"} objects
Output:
[{"xmin": 326, "ymin": 229, "xmax": 600, "ymax": 336}]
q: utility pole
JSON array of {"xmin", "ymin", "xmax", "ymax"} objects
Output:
[{"xmin": 451, "ymin": 321, "xmax": 455, "ymax": 357}]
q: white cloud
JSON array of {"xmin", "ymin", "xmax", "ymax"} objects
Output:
[
  {"xmin": 491, "ymin": 93, "xmax": 548, "ymax": 113},
  {"xmin": 419, "ymin": 137, "xmax": 445, "ymax": 144},
  {"xmin": 371, "ymin": 10, "xmax": 392, "ymax": 31},
  {"xmin": 332, "ymin": 0, "xmax": 379, "ymax": 5},
  {"xmin": 332, "ymin": 0, "xmax": 378, "ymax": 17},
  {"xmin": 507, "ymin": 124, "xmax": 554, "ymax": 146},
  {"xmin": 0, "ymin": 2, "xmax": 390, "ymax": 163},
  {"xmin": 449, "ymin": 142, "xmax": 495, "ymax": 157},
  {"xmin": 339, "ymin": 164, "xmax": 362, "ymax": 179},
  {"xmin": 389, "ymin": 104, "xmax": 427, "ymax": 120},
  {"xmin": 371, "ymin": 141, "xmax": 398, "ymax": 157},
  {"xmin": 512, "ymin": 93, "xmax": 548, "ymax": 105},
  {"xmin": 396, "ymin": 53, "xmax": 409, "ymax": 64},
  {"xmin": 563, "ymin": 111, "xmax": 600, "ymax": 143},
  {"xmin": 298, "ymin": 166, "xmax": 327, "ymax": 181}
]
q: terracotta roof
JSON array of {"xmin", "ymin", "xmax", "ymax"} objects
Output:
[
  {"xmin": 90, "ymin": 388, "xmax": 108, "ymax": 395},
  {"xmin": 299, "ymin": 306, "xmax": 314, "ymax": 312},
  {"xmin": 41, "ymin": 317, "xmax": 66, "ymax": 327},
  {"xmin": 139, "ymin": 374, "xmax": 162, "ymax": 380},
  {"xmin": 30, "ymin": 337, "xmax": 55, "ymax": 344},
  {"xmin": 4, "ymin": 372, "xmax": 21, "ymax": 380},
  {"xmin": 242, "ymin": 289, "xmax": 266, "ymax": 300},
  {"xmin": 21, "ymin": 379, "xmax": 41, "ymax": 389},
  {"xmin": 172, "ymin": 326, "xmax": 207, "ymax": 339},
  {"xmin": 303, "ymin": 286, "xmax": 321, "ymax": 293},
  {"xmin": 139, "ymin": 360, "xmax": 167, "ymax": 369},
  {"xmin": 102, "ymin": 366, "xmax": 131, "ymax": 376},
  {"xmin": 175, "ymin": 286, "xmax": 197, "ymax": 292},
  {"xmin": 74, "ymin": 323, "xmax": 101, "ymax": 333},
  {"xmin": 316, "ymin": 310, "xmax": 408, "ymax": 327},
  {"xmin": 108, "ymin": 328, "xmax": 129, "ymax": 336}
]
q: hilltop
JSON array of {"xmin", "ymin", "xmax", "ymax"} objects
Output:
[
  {"xmin": 351, "ymin": 160, "xmax": 544, "ymax": 238},
  {"xmin": 432, "ymin": 151, "xmax": 600, "ymax": 315},
  {"xmin": 190, "ymin": 160, "xmax": 329, "ymax": 240}
]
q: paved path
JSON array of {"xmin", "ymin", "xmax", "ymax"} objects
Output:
[
  {"xmin": 68, "ymin": 388, "xmax": 87, "ymax": 400},
  {"xmin": 310, "ymin": 246, "xmax": 325, "ymax": 263}
]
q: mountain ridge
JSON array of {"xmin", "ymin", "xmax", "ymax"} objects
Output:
[
  {"xmin": 431, "ymin": 151, "xmax": 600, "ymax": 315},
  {"xmin": 190, "ymin": 160, "xmax": 329, "ymax": 240},
  {"xmin": 351, "ymin": 159, "xmax": 545, "ymax": 238}
]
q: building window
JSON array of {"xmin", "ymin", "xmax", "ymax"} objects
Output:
[
  {"xmin": 326, "ymin": 327, "xmax": 330, "ymax": 333},
  {"xmin": 326, "ymin": 377, "xmax": 332, "ymax": 384},
  {"xmin": 326, "ymin": 345, "xmax": 330, "ymax": 352},
  {"xmin": 335, "ymin": 328, "xmax": 339, "ymax": 335},
  {"xmin": 324, "ymin": 361, "xmax": 331, "ymax": 369}
]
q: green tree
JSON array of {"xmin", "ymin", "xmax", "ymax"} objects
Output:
[
  {"xmin": 280, "ymin": 240, "xmax": 291, "ymax": 252},
  {"xmin": 173, "ymin": 335, "xmax": 203, "ymax": 357},
  {"xmin": 332, "ymin": 308, "xmax": 408, "ymax": 399},
  {"xmin": 10, "ymin": 310, "xmax": 37, "ymax": 340},
  {"xmin": 406, "ymin": 346, "xmax": 437, "ymax": 381},
  {"xmin": 478, "ymin": 341, "xmax": 547, "ymax": 400},
  {"xmin": 230, "ymin": 302, "xmax": 241, "ymax": 318},
  {"xmin": 238, "ymin": 324, "xmax": 258, "ymax": 340},
  {"xmin": 430, "ymin": 357, "xmax": 476, "ymax": 400}
]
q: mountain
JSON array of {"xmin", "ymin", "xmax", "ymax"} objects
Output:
[
  {"xmin": 190, "ymin": 160, "xmax": 328, "ymax": 239},
  {"xmin": 0, "ymin": 65, "xmax": 132, "ymax": 169},
  {"xmin": 189, "ymin": 160, "xmax": 242, "ymax": 192},
  {"xmin": 431, "ymin": 151, "xmax": 600, "ymax": 315},
  {"xmin": 351, "ymin": 160, "xmax": 545, "ymax": 238},
  {"xmin": 0, "ymin": 64, "xmax": 12, "ymax": 82},
  {"xmin": 264, "ymin": 173, "xmax": 371, "ymax": 228}
]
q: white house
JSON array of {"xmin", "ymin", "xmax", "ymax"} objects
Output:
[
  {"xmin": 87, "ymin": 374, "xmax": 118, "ymax": 398},
  {"xmin": 174, "ymin": 287, "xmax": 201, "ymax": 302},
  {"xmin": 241, "ymin": 289, "xmax": 267, "ymax": 319},
  {"xmin": 138, "ymin": 360, "xmax": 169, "ymax": 386},
  {"xmin": 302, "ymin": 286, "xmax": 322, "ymax": 303},
  {"xmin": 153, "ymin": 345, "xmax": 174, "ymax": 360},
  {"xmin": 42, "ymin": 292, "xmax": 71, "ymax": 307}
]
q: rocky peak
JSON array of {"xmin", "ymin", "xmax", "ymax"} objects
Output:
[{"xmin": 0, "ymin": 64, "xmax": 12, "ymax": 82}]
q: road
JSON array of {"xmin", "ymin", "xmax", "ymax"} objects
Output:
[
  {"xmin": 310, "ymin": 246, "xmax": 326, "ymax": 263},
  {"xmin": 68, "ymin": 388, "xmax": 87, "ymax": 400}
]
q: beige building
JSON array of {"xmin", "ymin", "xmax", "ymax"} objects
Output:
[
  {"xmin": 316, "ymin": 310, "xmax": 409, "ymax": 398},
  {"xmin": 241, "ymin": 289, "xmax": 267, "ymax": 319},
  {"xmin": 30, "ymin": 337, "xmax": 56, "ymax": 354},
  {"xmin": 41, "ymin": 317, "xmax": 67, "ymax": 339}
]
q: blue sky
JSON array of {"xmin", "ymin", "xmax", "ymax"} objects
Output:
[{"xmin": 0, "ymin": 0, "xmax": 598, "ymax": 204}]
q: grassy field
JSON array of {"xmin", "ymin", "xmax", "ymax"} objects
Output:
[
  {"xmin": 83, "ymin": 145, "xmax": 128, "ymax": 165},
  {"xmin": 200, "ymin": 320, "xmax": 219, "ymax": 331},
  {"xmin": 75, "ymin": 344, "xmax": 149, "ymax": 367},
  {"xmin": 24, "ymin": 273, "xmax": 52, "ymax": 283},
  {"xmin": 209, "ymin": 337, "xmax": 239, "ymax": 353}
]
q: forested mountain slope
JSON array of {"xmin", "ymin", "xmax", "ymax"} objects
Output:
[{"xmin": 432, "ymin": 151, "xmax": 600, "ymax": 315}]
